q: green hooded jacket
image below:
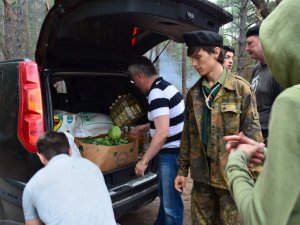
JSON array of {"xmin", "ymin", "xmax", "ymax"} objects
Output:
[{"xmin": 226, "ymin": 0, "xmax": 300, "ymax": 224}]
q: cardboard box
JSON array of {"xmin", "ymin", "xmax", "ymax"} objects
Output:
[{"xmin": 75, "ymin": 134, "xmax": 138, "ymax": 172}]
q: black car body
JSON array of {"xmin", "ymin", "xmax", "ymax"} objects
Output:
[{"xmin": 0, "ymin": 0, "xmax": 232, "ymax": 223}]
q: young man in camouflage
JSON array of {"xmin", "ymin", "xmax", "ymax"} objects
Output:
[
  {"xmin": 174, "ymin": 31, "xmax": 263, "ymax": 225},
  {"xmin": 223, "ymin": 45, "xmax": 235, "ymax": 71}
]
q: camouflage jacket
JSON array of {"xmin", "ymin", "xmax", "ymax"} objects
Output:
[{"xmin": 178, "ymin": 72, "xmax": 263, "ymax": 189}]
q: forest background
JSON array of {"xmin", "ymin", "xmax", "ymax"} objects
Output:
[{"xmin": 0, "ymin": 0, "xmax": 282, "ymax": 97}]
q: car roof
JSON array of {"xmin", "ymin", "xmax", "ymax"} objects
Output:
[{"xmin": 36, "ymin": 0, "xmax": 232, "ymax": 70}]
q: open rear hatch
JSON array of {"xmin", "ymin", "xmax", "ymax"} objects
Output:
[
  {"xmin": 36, "ymin": 0, "xmax": 232, "ymax": 70},
  {"xmin": 38, "ymin": 0, "xmax": 232, "ymax": 214}
]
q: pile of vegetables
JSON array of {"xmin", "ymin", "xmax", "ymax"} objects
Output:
[{"xmin": 81, "ymin": 125, "xmax": 130, "ymax": 146}]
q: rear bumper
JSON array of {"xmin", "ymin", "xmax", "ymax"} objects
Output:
[
  {"xmin": 113, "ymin": 183, "xmax": 158, "ymax": 219},
  {"xmin": 110, "ymin": 172, "xmax": 158, "ymax": 219}
]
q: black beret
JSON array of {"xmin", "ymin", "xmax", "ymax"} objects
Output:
[
  {"xmin": 183, "ymin": 31, "xmax": 223, "ymax": 48},
  {"xmin": 223, "ymin": 45, "xmax": 235, "ymax": 54},
  {"xmin": 246, "ymin": 24, "xmax": 260, "ymax": 38}
]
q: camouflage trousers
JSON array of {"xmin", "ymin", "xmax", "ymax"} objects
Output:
[{"xmin": 191, "ymin": 182, "xmax": 241, "ymax": 225}]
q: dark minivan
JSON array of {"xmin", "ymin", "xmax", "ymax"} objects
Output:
[{"xmin": 0, "ymin": 0, "xmax": 231, "ymax": 223}]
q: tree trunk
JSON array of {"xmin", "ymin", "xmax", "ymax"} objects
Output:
[
  {"xmin": 149, "ymin": 49, "xmax": 154, "ymax": 61},
  {"xmin": 155, "ymin": 45, "xmax": 160, "ymax": 75},
  {"xmin": 181, "ymin": 44, "xmax": 187, "ymax": 98},
  {"xmin": 0, "ymin": 4, "xmax": 4, "ymax": 60},
  {"xmin": 237, "ymin": 0, "xmax": 248, "ymax": 78},
  {"xmin": 2, "ymin": 0, "xmax": 17, "ymax": 60},
  {"xmin": 16, "ymin": 0, "xmax": 30, "ymax": 58},
  {"xmin": 24, "ymin": 0, "xmax": 30, "ymax": 57}
]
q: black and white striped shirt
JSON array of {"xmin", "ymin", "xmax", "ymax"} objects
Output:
[{"xmin": 147, "ymin": 77, "xmax": 184, "ymax": 151}]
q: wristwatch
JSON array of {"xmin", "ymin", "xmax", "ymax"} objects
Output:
[{"xmin": 140, "ymin": 158, "xmax": 148, "ymax": 166}]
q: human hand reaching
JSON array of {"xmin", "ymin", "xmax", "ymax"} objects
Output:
[
  {"xmin": 129, "ymin": 124, "xmax": 149, "ymax": 138},
  {"xmin": 224, "ymin": 132, "xmax": 265, "ymax": 164}
]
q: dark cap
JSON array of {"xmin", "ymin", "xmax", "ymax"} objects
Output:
[
  {"xmin": 223, "ymin": 45, "xmax": 235, "ymax": 54},
  {"xmin": 183, "ymin": 31, "xmax": 223, "ymax": 48},
  {"xmin": 246, "ymin": 24, "xmax": 260, "ymax": 38}
]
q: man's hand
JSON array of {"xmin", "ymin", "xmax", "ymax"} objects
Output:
[
  {"xmin": 129, "ymin": 124, "xmax": 149, "ymax": 138},
  {"xmin": 233, "ymin": 143, "xmax": 263, "ymax": 160},
  {"xmin": 174, "ymin": 175, "xmax": 186, "ymax": 192},
  {"xmin": 224, "ymin": 132, "xmax": 261, "ymax": 151},
  {"xmin": 25, "ymin": 219, "xmax": 44, "ymax": 225},
  {"xmin": 135, "ymin": 160, "xmax": 148, "ymax": 177},
  {"xmin": 224, "ymin": 132, "xmax": 265, "ymax": 164}
]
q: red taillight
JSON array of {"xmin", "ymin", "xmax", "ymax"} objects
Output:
[
  {"xmin": 131, "ymin": 26, "xmax": 138, "ymax": 46},
  {"xmin": 18, "ymin": 61, "xmax": 45, "ymax": 153}
]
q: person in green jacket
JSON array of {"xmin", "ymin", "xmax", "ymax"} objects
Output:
[
  {"xmin": 174, "ymin": 31, "xmax": 263, "ymax": 225},
  {"xmin": 225, "ymin": 0, "xmax": 300, "ymax": 224}
]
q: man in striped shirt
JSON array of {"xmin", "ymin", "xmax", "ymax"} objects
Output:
[{"xmin": 128, "ymin": 56, "xmax": 184, "ymax": 225}]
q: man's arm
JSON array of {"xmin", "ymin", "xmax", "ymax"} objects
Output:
[
  {"xmin": 240, "ymin": 86, "xmax": 263, "ymax": 142},
  {"xmin": 23, "ymin": 187, "xmax": 42, "ymax": 225},
  {"xmin": 141, "ymin": 115, "xmax": 169, "ymax": 162},
  {"xmin": 176, "ymin": 92, "xmax": 192, "ymax": 178},
  {"xmin": 25, "ymin": 219, "xmax": 44, "ymax": 225},
  {"xmin": 135, "ymin": 115, "xmax": 169, "ymax": 177}
]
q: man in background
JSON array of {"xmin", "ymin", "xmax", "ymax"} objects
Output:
[
  {"xmin": 22, "ymin": 131, "xmax": 116, "ymax": 225},
  {"xmin": 223, "ymin": 45, "xmax": 235, "ymax": 71},
  {"xmin": 246, "ymin": 24, "xmax": 283, "ymax": 143}
]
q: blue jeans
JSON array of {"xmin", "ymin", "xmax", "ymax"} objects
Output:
[{"xmin": 154, "ymin": 153, "xmax": 183, "ymax": 225}]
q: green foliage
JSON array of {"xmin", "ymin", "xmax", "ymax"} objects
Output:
[
  {"xmin": 82, "ymin": 136, "xmax": 129, "ymax": 146},
  {"xmin": 216, "ymin": 0, "xmax": 258, "ymax": 42}
]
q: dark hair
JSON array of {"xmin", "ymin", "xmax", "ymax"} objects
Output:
[
  {"xmin": 223, "ymin": 45, "xmax": 235, "ymax": 54},
  {"xmin": 128, "ymin": 56, "xmax": 157, "ymax": 77},
  {"xmin": 187, "ymin": 46, "xmax": 224, "ymax": 64},
  {"xmin": 36, "ymin": 131, "xmax": 70, "ymax": 161}
]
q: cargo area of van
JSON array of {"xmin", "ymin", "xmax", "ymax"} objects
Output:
[{"xmin": 46, "ymin": 71, "xmax": 159, "ymax": 217}]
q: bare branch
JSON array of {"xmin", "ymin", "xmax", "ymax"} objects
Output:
[
  {"xmin": 242, "ymin": 0, "xmax": 250, "ymax": 8},
  {"xmin": 224, "ymin": 33, "xmax": 239, "ymax": 42},
  {"xmin": 45, "ymin": 2, "xmax": 50, "ymax": 12},
  {"xmin": 250, "ymin": 0, "xmax": 270, "ymax": 18}
]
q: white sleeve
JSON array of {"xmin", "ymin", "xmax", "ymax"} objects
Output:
[
  {"xmin": 64, "ymin": 131, "xmax": 82, "ymax": 158},
  {"xmin": 22, "ymin": 187, "xmax": 39, "ymax": 220}
]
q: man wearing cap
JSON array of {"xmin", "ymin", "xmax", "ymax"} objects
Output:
[
  {"xmin": 174, "ymin": 30, "xmax": 263, "ymax": 225},
  {"xmin": 223, "ymin": 45, "xmax": 235, "ymax": 71},
  {"xmin": 246, "ymin": 24, "xmax": 283, "ymax": 144}
]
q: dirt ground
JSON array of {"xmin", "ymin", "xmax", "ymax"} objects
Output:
[{"xmin": 117, "ymin": 176, "xmax": 192, "ymax": 225}]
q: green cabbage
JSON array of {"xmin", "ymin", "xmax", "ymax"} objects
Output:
[{"xmin": 108, "ymin": 125, "xmax": 122, "ymax": 140}]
